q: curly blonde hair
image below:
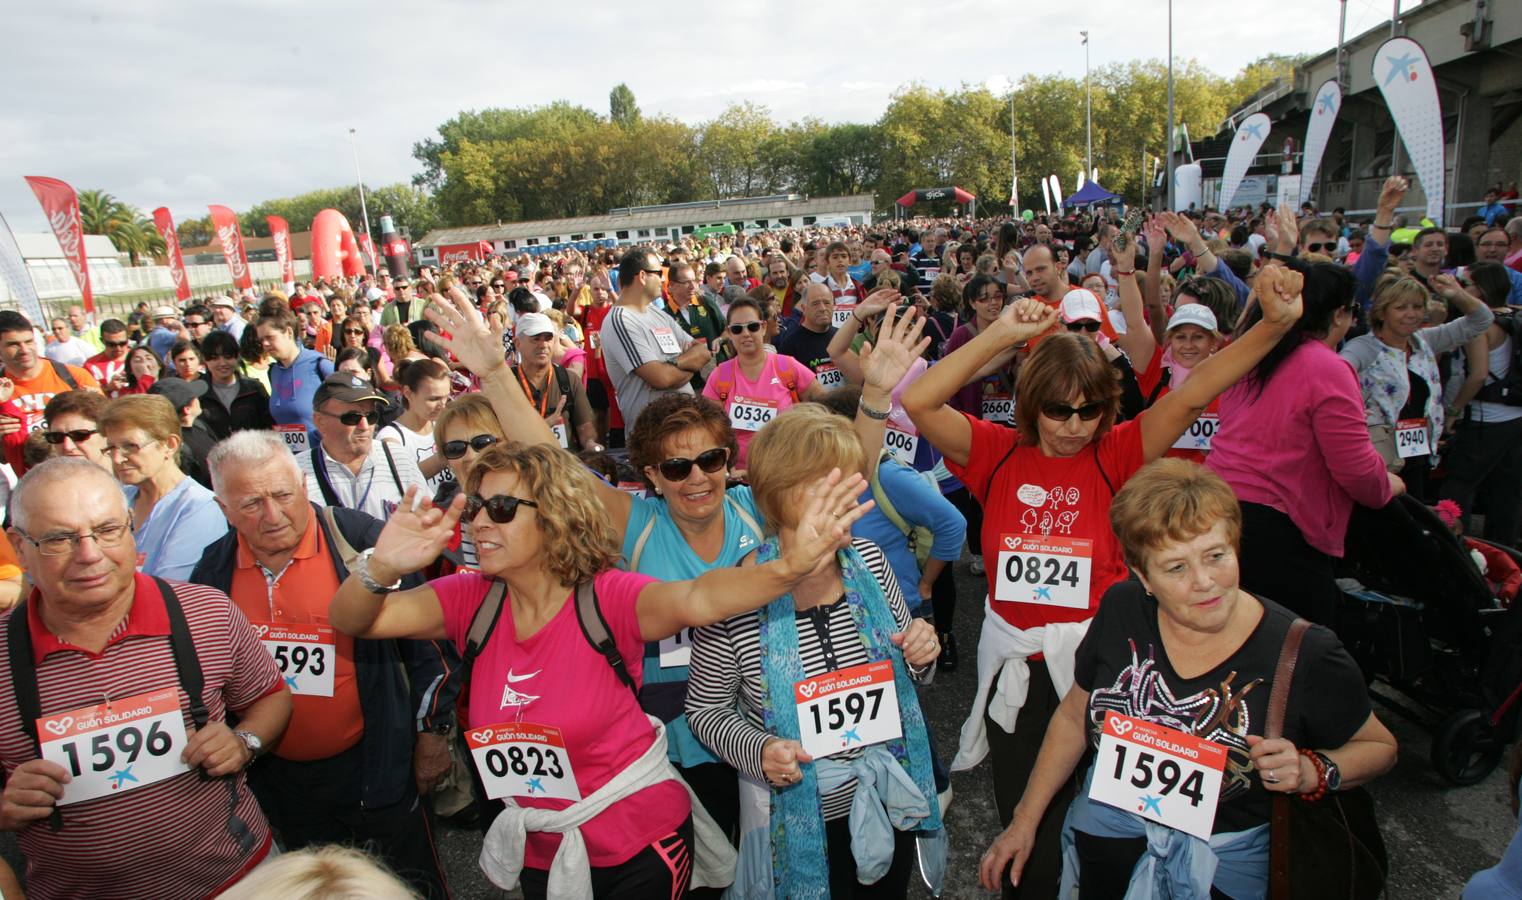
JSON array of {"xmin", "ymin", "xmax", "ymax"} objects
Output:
[{"xmin": 465, "ymin": 441, "xmax": 619, "ymax": 585}]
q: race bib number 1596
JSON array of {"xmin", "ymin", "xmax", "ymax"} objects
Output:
[{"xmin": 38, "ymin": 688, "xmax": 191, "ymax": 805}]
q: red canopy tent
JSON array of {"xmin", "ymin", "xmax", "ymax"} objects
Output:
[{"xmin": 895, "ymin": 186, "xmax": 977, "ymax": 218}]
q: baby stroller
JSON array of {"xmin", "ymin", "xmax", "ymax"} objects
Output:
[{"xmin": 1335, "ymin": 495, "xmax": 1522, "ymax": 785}]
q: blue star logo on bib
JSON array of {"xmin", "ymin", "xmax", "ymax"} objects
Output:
[
  {"xmin": 110, "ymin": 766, "xmax": 138, "ymax": 790},
  {"xmin": 842, "ymin": 727, "xmax": 861, "ymax": 747},
  {"xmin": 1033, "ymin": 586, "xmax": 1053, "ymax": 603},
  {"xmin": 1139, "ymin": 794, "xmax": 1163, "ymax": 815},
  {"xmin": 525, "ymin": 777, "xmax": 544, "ymax": 794},
  {"xmin": 285, "ymin": 674, "xmax": 298, "ymax": 690}
]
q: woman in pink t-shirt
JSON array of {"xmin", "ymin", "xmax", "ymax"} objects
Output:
[
  {"xmin": 701, "ymin": 298, "xmax": 825, "ymax": 471},
  {"xmin": 329, "ymin": 441, "xmax": 870, "ymax": 899}
]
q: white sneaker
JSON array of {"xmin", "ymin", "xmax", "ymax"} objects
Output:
[
  {"xmin": 969, "ymin": 554, "xmax": 984, "ymax": 575},
  {"xmin": 938, "ymin": 784, "xmax": 954, "ymax": 817}
]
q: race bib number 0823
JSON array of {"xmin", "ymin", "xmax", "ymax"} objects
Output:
[{"xmin": 466, "ymin": 722, "xmax": 582, "ymax": 802}]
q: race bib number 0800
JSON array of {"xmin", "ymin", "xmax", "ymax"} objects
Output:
[
  {"xmin": 38, "ymin": 688, "xmax": 191, "ymax": 805},
  {"xmin": 994, "ymin": 534, "xmax": 1093, "ymax": 608},
  {"xmin": 467, "ymin": 723, "xmax": 581, "ymax": 801},
  {"xmin": 794, "ymin": 660, "xmax": 902, "ymax": 760},
  {"xmin": 275, "ymin": 424, "xmax": 308, "ymax": 455},
  {"xmin": 1089, "ymin": 713, "xmax": 1227, "ymax": 840}
]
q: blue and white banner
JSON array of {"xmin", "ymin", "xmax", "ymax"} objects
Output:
[
  {"xmin": 1219, "ymin": 113, "xmax": 1272, "ymax": 211},
  {"xmin": 1374, "ymin": 37, "xmax": 1445, "ymax": 224},
  {"xmin": 0, "ymin": 212, "xmax": 46, "ymax": 324},
  {"xmin": 1299, "ymin": 80, "xmax": 1342, "ymax": 206}
]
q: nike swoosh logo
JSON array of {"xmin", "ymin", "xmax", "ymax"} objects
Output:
[{"xmin": 505, "ymin": 668, "xmax": 541, "ymax": 683}]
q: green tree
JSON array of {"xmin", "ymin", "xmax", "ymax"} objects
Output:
[
  {"xmin": 878, "ymin": 85, "xmax": 1009, "ymax": 214},
  {"xmin": 177, "ymin": 215, "xmax": 213, "ymax": 249},
  {"xmin": 697, "ymin": 102, "xmax": 779, "ymax": 198},
  {"xmin": 77, "ymin": 189, "xmax": 161, "ymax": 265},
  {"xmin": 610, "ymin": 83, "xmax": 641, "ymax": 128}
]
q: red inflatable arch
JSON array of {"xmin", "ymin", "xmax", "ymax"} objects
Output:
[{"xmin": 310, "ymin": 208, "xmax": 368, "ymax": 279}]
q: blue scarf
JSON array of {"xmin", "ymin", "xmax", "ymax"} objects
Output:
[{"xmin": 755, "ymin": 539, "xmax": 942, "ymax": 899}]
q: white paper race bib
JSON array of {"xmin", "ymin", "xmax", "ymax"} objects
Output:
[
  {"xmin": 883, "ymin": 421, "xmax": 919, "ymax": 466},
  {"xmin": 1171, "ymin": 413, "xmax": 1219, "ymax": 452},
  {"xmin": 1396, "ymin": 418, "xmax": 1430, "ymax": 459},
  {"xmin": 816, "ymin": 365, "xmax": 844, "ymax": 390},
  {"xmin": 38, "ymin": 688, "xmax": 191, "ymax": 805},
  {"xmin": 659, "ymin": 627, "xmax": 695, "ymax": 668},
  {"xmin": 551, "ymin": 422, "xmax": 570, "ymax": 449},
  {"xmin": 651, "ymin": 326, "xmax": 681, "ymax": 355},
  {"xmin": 275, "ymin": 424, "xmax": 309, "ymax": 455},
  {"xmin": 617, "ymin": 481, "xmax": 647, "ymax": 497},
  {"xmin": 982, "ymin": 393, "xmax": 1014, "ymax": 424},
  {"xmin": 795, "ymin": 660, "xmax": 902, "ymax": 760},
  {"xmin": 1089, "ymin": 713, "xmax": 1228, "ymax": 840},
  {"xmin": 466, "ymin": 722, "xmax": 581, "ymax": 801},
  {"xmin": 728, "ymin": 396, "xmax": 778, "ymax": 432},
  {"xmin": 831, "ymin": 303, "xmax": 858, "ymax": 328},
  {"xmin": 994, "ymin": 534, "xmax": 1093, "ymax": 608},
  {"xmin": 253, "ymin": 623, "xmax": 336, "ymax": 697}
]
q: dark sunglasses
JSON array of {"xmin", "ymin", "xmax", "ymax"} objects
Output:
[
  {"xmin": 463, "ymin": 493, "xmax": 537, "ymax": 524},
  {"xmin": 1065, "ymin": 321, "xmax": 1101, "ymax": 333},
  {"xmin": 657, "ymin": 447, "xmax": 729, "ymax": 482},
  {"xmin": 490, "ymin": 282, "xmax": 506, "ymax": 290},
  {"xmin": 440, "ymin": 434, "xmax": 499, "ymax": 459},
  {"xmin": 1304, "ymin": 242, "xmax": 1332, "ymax": 253},
  {"xmin": 103, "ymin": 340, "xmax": 129, "ymax": 349},
  {"xmin": 43, "ymin": 428, "xmax": 97, "ymax": 445},
  {"xmin": 1041, "ymin": 401, "xmax": 1106, "ymax": 421},
  {"xmin": 342, "ymin": 328, "xmax": 366, "ymax": 336},
  {"xmin": 727, "ymin": 322, "xmax": 763, "ymax": 335},
  {"xmin": 320, "ymin": 408, "xmax": 381, "ymax": 427}
]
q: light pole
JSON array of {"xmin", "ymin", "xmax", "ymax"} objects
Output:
[
  {"xmin": 1165, "ymin": 1, "xmax": 1175, "ymax": 212},
  {"xmin": 348, "ymin": 127, "xmax": 374, "ymax": 256},
  {"xmin": 1081, "ymin": 31, "xmax": 1093, "ymax": 179},
  {"xmin": 1010, "ymin": 93, "xmax": 1020, "ymax": 212},
  {"xmin": 1389, "ymin": 0, "xmax": 1403, "ymax": 177}
]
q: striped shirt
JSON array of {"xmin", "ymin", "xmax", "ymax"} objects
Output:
[
  {"xmin": 686, "ymin": 539, "xmax": 912, "ymax": 820},
  {"xmin": 0, "ymin": 575, "xmax": 284, "ymax": 900}
]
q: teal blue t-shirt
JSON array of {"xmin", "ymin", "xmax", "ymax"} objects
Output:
[{"xmin": 620, "ymin": 485, "xmax": 764, "ymax": 766}]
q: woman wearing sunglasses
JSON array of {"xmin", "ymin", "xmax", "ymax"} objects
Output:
[
  {"xmin": 197, "ymin": 330, "xmax": 274, "ymax": 441},
  {"xmin": 378, "ymin": 358, "xmax": 455, "ymax": 496},
  {"xmin": 701, "ymin": 298, "xmax": 826, "ymax": 472},
  {"xmin": 426, "ymin": 394, "xmax": 505, "ymax": 575},
  {"xmin": 41, "ymin": 388, "xmax": 112, "ymax": 470},
  {"xmin": 860, "ymin": 270, "xmax": 1306, "ymax": 898},
  {"xmin": 328, "ymin": 442, "xmax": 869, "ymax": 899}
]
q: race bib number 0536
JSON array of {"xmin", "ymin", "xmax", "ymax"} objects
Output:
[
  {"xmin": 795, "ymin": 660, "xmax": 902, "ymax": 760},
  {"xmin": 1089, "ymin": 713, "xmax": 1227, "ymax": 840},
  {"xmin": 38, "ymin": 687, "xmax": 191, "ymax": 805},
  {"xmin": 994, "ymin": 534, "xmax": 1093, "ymax": 608},
  {"xmin": 466, "ymin": 722, "xmax": 581, "ymax": 801}
]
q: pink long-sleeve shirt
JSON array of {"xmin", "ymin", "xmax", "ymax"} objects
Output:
[{"xmin": 1207, "ymin": 339, "xmax": 1392, "ymax": 557}]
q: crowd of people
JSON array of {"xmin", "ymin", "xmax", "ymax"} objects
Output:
[{"xmin": 0, "ymin": 178, "xmax": 1518, "ymax": 898}]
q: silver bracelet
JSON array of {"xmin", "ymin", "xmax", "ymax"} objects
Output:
[
  {"xmin": 354, "ymin": 548, "xmax": 401, "ymax": 594},
  {"xmin": 858, "ymin": 398, "xmax": 891, "ymax": 420}
]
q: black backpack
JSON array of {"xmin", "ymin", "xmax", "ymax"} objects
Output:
[
  {"xmin": 461, "ymin": 580, "xmax": 636, "ymax": 699},
  {"xmin": 1475, "ymin": 312, "xmax": 1522, "ymax": 407}
]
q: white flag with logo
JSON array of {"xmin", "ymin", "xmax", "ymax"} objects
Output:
[
  {"xmin": 1219, "ymin": 113, "xmax": 1272, "ymax": 211},
  {"xmin": 1049, "ymin": 175, "xmax": 1063, "ymax": 209},
  {"xmin": 1299, "ymin": 80, "xmax": 1342, "ymax": 206},
  {"xmin": 0, "ymin": 212, "xmax": 46, "ymax": 325},
  {"xmin": 1374, "ymin": 37, "xmax": 1445, "ymax": 224}
]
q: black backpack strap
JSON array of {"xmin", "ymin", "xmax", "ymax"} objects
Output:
[
  {"xmin": 1146, "ymin": 367, "xmax": 1170, "ymax": 408},
  {"xmin": 5, "ymin": 601, "xmax": 64, "ymax": 832},
  {"xmin": 461, "ymin": 580, "xmax": 508, "ymax": 688},
  {"xmin": 573, "ymin": 581, "xmax": 638, "ymax": 697},
  {"xmin": 1092, "ymin": 442, "xmax": 1117, "ymax": 498},
  {"xmin": 310, "ymin": 448, "xmax": 343, "ymax": 508},
  {"xmin": 154, "ymin": 578, "xmax": 208, "ymax": 730},
  {"xmin": 555, "ymin": 364, "xmax": 572, "ymax": 401},
  {"xmin": 48, "ymin": 360, "xmax": 78, "ymax": 390},
  {"xmin": 380, "ymin": 440, "xmax": 403, "ymax": 494}
]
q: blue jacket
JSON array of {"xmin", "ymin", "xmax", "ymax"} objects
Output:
[
  {"xmin": 856, "ymin": 459, "xmax": 966, "ymax": 611},
  {"xmin": 190, "ymin": 503, "xmax": 461, "ymax": 808}
]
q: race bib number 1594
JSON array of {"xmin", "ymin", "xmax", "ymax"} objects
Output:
[{"xmin": 1089, "ymin": 713, "xmax": 1227, "ymax": 839}]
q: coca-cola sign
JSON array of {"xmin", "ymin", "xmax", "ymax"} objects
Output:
[
  {"xmin": 208, "ymin": 205, "xmax": 253, "ymax": 289},
  {"xmin": 217, "ymin": 226, "xmax": 246, "ymax": 277},
  {"xmin": 439, "ymin": 249, "xmax": 472, "ymax": 265},
  {"xmin": 153, "ymin": 206, "xmax": 192, "ymax": 301},
  {"xmin": 25, "ymin": 177, "xmax": 94, "ymax": 312},
  {"xmin": 265, "ymin": 215, "xmax": 296, "ymax": 288}
]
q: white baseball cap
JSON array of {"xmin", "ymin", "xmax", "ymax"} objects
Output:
[
  {"xmin": 1166, "ymin": 304, "xmax": 1219, "ymax": 334},
  {"xmin": 515, "ymin": 312, "xmax": 556, "ymax": 338},
  {"xmin": 1058, "ymin": 289, "xmax": 1104, "ymax": 324}
]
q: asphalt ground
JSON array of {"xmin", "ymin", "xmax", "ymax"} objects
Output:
[{"xmin": 1, "ymin": 558, "xmax": 1512, "ymax": 897}]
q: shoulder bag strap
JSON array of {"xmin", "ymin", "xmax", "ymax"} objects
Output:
[
  {"xmin": 49, "ymin": 360, "xmax": 78, "ymax": 390},
  {"xmin": 724, "ymin": 493, "xmax": 764, "ymax": 542},
  {"xmin": 320, "ymin": 506, "xmax": 362, "ymax": 574},
  {"xmin": 574, "ymin": 581, "xmax": 638, "ymax": 697},
  {"xmin": 154, "ymin": 577, "xmax": 208, "ymax": 730},
  {"xmin": 1268, "ymin": 616, "xmax": 1312, "ymax": 900},
  {"xmin": 627, "ymin": 515, "xmax": 658, "ymax": 572},
  {"xmin": 311, "ymin": 447, "xmax": 343, "ymax": 508},
  {"xmin": 461, "ymin": 580, "xmax": 508, "ymax": 688},
  {"xmin": 6, "ymin": 602, "xmax": 41, "ymax": 753},
  {"xmin": 380, "ymin": 440, "xmax": 402, "ymax": 494},
  {"xmin": 869, "ymin": 450, "xmax": 912, "ymax": 538}
]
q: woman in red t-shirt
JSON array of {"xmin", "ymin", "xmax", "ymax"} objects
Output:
[{"xmin": 855, "ymin": 272, "xmax": 1308, "ymax": 897}]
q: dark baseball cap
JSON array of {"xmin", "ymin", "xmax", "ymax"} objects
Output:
[
  {"xmin": 147, "ymin": 376, "xmax": 208, "ymax": 412},
  {"xmin": 312, "ymin": 372, "xmax": 388, "ymax": 409}
]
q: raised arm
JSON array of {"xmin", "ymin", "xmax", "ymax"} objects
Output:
[
  {"xmin": 854, "ymin": 307, "xmax": 931, "ymax": 479},
  {"xmin": 329, "ymin": 487, "xmax": 463, "ymax": 641},
  {"xmin": 1108, "ymin": 236, "xmax": 1156, "ymax": 365},
  {"xmin": 1142, "ymin": 217, "xmax": 1167, "ymax": 343},
  {"xmin": 1421, "ymin": 274, "xmax": 1495, "ymax": 355},
  {"xmin": 1141, "ymin": 265, "xmax": 1304, "ymax": 460},
  {"xmin": 902, "ymin": 299, "xmax": 1060, "ymax": 467},
  {"xmin": 826, "ymin": 287, "xmax": 898, "ymax": 385}
]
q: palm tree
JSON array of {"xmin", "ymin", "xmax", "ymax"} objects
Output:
[{"xmin": 77, "ymin": 189, "xmax": 156, "ymax": 265}]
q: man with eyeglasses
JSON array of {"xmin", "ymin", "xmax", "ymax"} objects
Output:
[
  {"xmin": 83, "ymin": 320, "xmax": 132, "ymax": 397},
  {"xmin": 601, "ymin": 248, "xmax": 712, "ymax": 429},
  {"xmin": 190, "ymin": 431, "xmax": 458, "ymax": 900},
  {"xmin": 1476, "ymin": 227, "xmax": 1522, "ymax": 306},
  {"xmin": 210, "ymin": 295, "xmax": 246, "ymax": 343},
  {"xmin": 63, "ymin": 305, "xmax": 101, "ymax": 352},
  {"xmin": 295, "ymin": 374, "xmax": 426, "ymax": 520},
  {"xmin": 663, "ymin": 261, "xmax": 725, "ymax": 370},
  {"xmin": 379, "ymin": 279, "xmax": 426, "ymax": 327},
  {"xmin": 0, "ymin": 456, "xmax": 293, "ymax": 900}
]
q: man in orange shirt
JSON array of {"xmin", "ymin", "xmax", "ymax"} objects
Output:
[
  {"xmin": 189, "ymin": 430, "xmax": 458, "ymax": 900},
  {"xmin": 0, "ymin": 311, "xmax": 100, "ymax": 474}
]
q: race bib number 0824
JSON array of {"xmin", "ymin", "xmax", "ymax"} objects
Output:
[{"xmin": 994, "ymin": 534, "xmax": 1093, "ymax": 608}]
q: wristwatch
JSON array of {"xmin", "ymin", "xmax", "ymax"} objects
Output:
[
  {"xmin": 1314, "ymin": 751, "xmax": 1342, "ymax": 791},
  {"xmin": 233, "ymin": 730, "xmax": 263, "ymax": 768},
  {"xmin": 355, "ymin": 548, "xmax": 401, "ymax": 594}
]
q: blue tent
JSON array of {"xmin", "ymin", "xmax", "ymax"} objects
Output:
[{"xmin": 1064, "ymin": 181, "xmax": 1122, "ymax": 206}]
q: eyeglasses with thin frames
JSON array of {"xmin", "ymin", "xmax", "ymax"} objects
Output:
[{"xmin": 16, "ymin": 519, "xmax": 133, "ymax": 556}]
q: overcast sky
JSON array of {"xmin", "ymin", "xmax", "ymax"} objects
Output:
[{"xmin": 2, "ymin": 0, "xmax": 1388, "ymax": 233}]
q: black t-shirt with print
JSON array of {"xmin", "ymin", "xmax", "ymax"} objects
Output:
[
  {"xmin": 1073, "ymin": 581, "xmax": 1371, "ymax": 833},
  {"xmin": 775, "ymin": 325, "xmax": 836, "ymax": 374}
]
